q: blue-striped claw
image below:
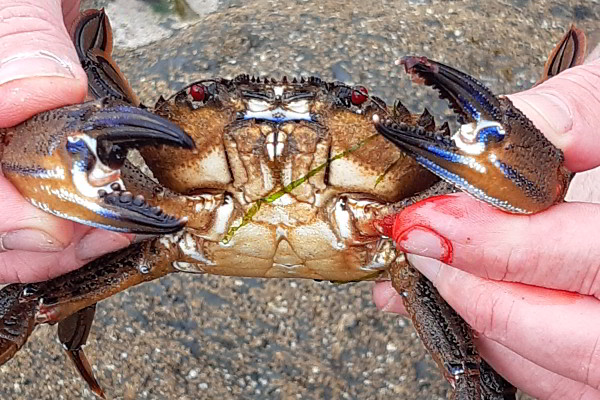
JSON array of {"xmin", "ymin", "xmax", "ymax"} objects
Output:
[
  {"xmin": 375, "ymin": 56, "xmax": 571, "ymax": 214},
  {"xmin": 0, "ymin": 99, "xmax": 193, "ymax": 233}
]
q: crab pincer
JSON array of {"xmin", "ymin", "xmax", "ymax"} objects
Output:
[
  {"xmin": 375, "ymin": 56, "xmax": 571, "ymax": 214},
  {"xmin": 0, "ymin": 98, "xmax": 195, "ymax": 233}
]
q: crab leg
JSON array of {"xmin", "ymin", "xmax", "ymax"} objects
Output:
[
  {"xmin": 375, "ymin": 181, "xmax": 516, "ymax": 398},
  {"xmin": 388, "ymin": 259, "xmax": 480, "ymax": 399},
  {"xmin": 71, "ymin": 9, "xmax": 140, "ymax": 104},
  {"xmin": 57, "ymin": 305, "xmax": 105, "ymax": 398},
  {"xmin": 388, "ymin": 260, "xmax": 516, "ymax": 400},
  {"xmin": 536, "ymin": 25, "xmax": 587, "ymax": 86},
  {"xmin": 0, "ymin": 237, "xmax": 180, "ymax": 397}
]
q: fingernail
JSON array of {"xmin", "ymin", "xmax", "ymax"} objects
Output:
[
  {"xmin": 0, "ymin": 51, "xmax": 76, "ymax": 85},
  {"xmin": 75, "ymin": 230, "xmax": 132, "ymax": 261},
  {"xmin": 0, "ymin": 229, "xmax": 65, "ymax": 252},
  {"xmin": 396, "ymin": 226, "xmax": 448, "ymax": 260},
  {"xmin": 407, "ymin": 254, "xmax": 442, "ymax": 283}
]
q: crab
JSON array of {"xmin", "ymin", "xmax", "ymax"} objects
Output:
[{"xmin": 0, "ymin": 9, "xmax": 587, "ymax": 400}]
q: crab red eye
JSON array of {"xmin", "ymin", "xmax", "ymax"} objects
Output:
[
  {"xmin": 351, "ymin": 86, "xmax": 368, "ymax": 105},
  {"xmin": 189, "ymin": 84, "xmax": 206, "ymax": 102}
]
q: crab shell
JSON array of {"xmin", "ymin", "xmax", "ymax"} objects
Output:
[{"xmin": 136, "ymin": 76, "xmax": 438, "ymax": 280}]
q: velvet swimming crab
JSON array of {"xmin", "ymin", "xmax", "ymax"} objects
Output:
[{"xmin": 0, "ymin": 9, "xmax": 587, "ymax": 399}]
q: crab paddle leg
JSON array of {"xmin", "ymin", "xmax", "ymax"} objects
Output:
[
  {"xmin": 71, "ymin": 9, "xmax": 140, "ymax": 104},
  {"xmin": 536, "ymin": 24, "xmax": 587, "ymax": 86},
  {"xmin": 0, "ymin": 238, "xmax": 180, "ymax": 397},
  {"xmin": 58, "ymin": 305, "xmax": 105, "ymax": 399}
]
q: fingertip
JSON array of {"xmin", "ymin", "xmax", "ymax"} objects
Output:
[
  {"xmin": 75, "ymin": 230, "xmax": 132, "ymax": 262},
  {"xmin": 62, "ymin": 0, "xmax": 82, "ymax": 32},
  {"xmin": 475, "ymin": 337, "xmax": 600, "ymax": 400},
  {"xmin": 405, "ymin": 254, "xmax": 443, "ymax": 283},
  {"xmin": 372, "ymin": 281, "xmax": 408, "ymax": 315}
]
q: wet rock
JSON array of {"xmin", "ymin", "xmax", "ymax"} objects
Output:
[{"xmin": 331, "ymin": 61, "xmax": 352, "ymax": 82}]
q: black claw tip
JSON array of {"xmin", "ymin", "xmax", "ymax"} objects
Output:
[
  {"xmin": 375, "ymin": 118, "xmax": 453, "ymax": 156},
  {"xmin": 83, "ymin": 101, "xmax": 194, "ymax": 168},
  {"xmin": 400, "ymin": 56, "xmax": 502, "ymax": 123}
]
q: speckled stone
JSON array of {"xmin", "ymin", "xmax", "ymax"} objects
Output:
[{"xmin": 1, "ymin": 0, "xmax": 598, "ymax": 399}]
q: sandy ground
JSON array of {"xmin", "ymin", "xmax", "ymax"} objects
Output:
[{"xmin": 1, "ymin": 0, "xmax": 599, "ymax": 399}]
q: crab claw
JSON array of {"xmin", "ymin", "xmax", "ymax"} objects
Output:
[
  {"xmin": 1, "ymin": 98, "xmax": 194, "ymax": 233},
  {"xmin": 375, "ymin": 56, "xmax": 571, "ymax": 214}
]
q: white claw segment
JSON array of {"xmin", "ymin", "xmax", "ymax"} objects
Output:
[
  {"xmin": 452, "ymin": 120, "xmax": 505, "ymax": 156},
  {"xmin": 67, "ymin": 134, "xmax": 126, "ymax": 198}
]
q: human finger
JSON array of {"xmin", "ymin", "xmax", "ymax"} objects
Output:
[
  {"xmin": 477, "ymin": 338, "xmax": 600, "ymax": 400},
  {"xmin": 372, "ymin": 280, "xmax": 408, "ymax": 315},
  {"xmin": 0, "ymin": 225, "xmax": 131, "ymax": 283},
  {"xmin": 507, "ymin": 57, "xmax": 600, "ymax": 172},
  {"xmin": 0, "ymin": 176, "xmax": 75, "ymax": 252},
  {"xmin": 410, "ymin": 254, "xmax": 600, "ymax": 390},
  {"xmin": 384, "ymin": 194, "xmax": 600, "ymax": 297},
  {"xmin": 0, "ymin": 0, "xmax": 87, "ymax": 127},
  {"xmin": 62, "ymin": 0, "xmax": 81, "ymax": 31}
]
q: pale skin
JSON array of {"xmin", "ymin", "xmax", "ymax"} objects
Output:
[
  {"xmin": 2, "ymin": 1, "xmax": 600, "ymax": 398},
  {"xmin": 373, "ymin": 49, "xmax": 600, "ymax": 398},
  {"xmin": 0, "ymin": 0, "xmax": 131, "ymax": 283}
]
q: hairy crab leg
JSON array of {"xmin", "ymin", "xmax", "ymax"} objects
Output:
[
  {"xmin": 0, "ymin": 237, "xmax": 181, "ymax": 397},
  {"xmin": 388, "ymin": 260, "xmax": 516, "ymax": 400}
]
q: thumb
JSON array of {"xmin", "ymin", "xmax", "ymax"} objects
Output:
[
  {"xmin": 507, "ymin": 54, "xmax": 600, "ymax": 172},
  {"xmin": 0, "ymin": 0, "xmax": 87, "ymax": 128}
]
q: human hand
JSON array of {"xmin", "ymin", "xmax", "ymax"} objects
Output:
[
  {"xmin": 0, "ymin": 0, "xmax": 131, "ymax": 283},
  {"xmin": 373, "ymin": 47, "xmax": 600, "ymax": 397}
]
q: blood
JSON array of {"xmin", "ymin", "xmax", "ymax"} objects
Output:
[
  {"xmin": 507, "ymin": 282, "xmax": 582, "ymax": 306},
  {"xmin": 373, "ymin": 214, "xmax": 395, "ymax": 237},
  {"xmin": 395, "ymin": 225, "xmax": 454, "ymax": 264},
  {"xmin": 374, "ymin": 195, "xmax": 457, "ymax": 264}
]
